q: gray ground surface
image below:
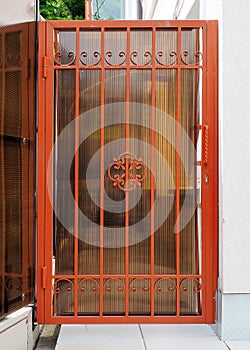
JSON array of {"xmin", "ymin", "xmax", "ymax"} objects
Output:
[{"xmin": 35, "ymin": 325, "xmax": 61, "ymax": 349}]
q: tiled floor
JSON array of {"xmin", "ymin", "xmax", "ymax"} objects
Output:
[
  {"xmin": 226, "ymin": 341, "xmax": 250, "ymax": 350},
  {"xmin": 55, "ymin": 324, "xmax": 235, "ymax": 350}
]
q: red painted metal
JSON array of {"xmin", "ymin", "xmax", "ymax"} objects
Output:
[
  {"xmin": 107, "ymin": 152, "xmax": 146, "ymax": 192},
  {"xmin": 0, "ymin": 22, "xmax": 35, "ymax": 317},
  {"xmin": 37, "ymin": 20, "xmax": 218, "ymax": 324}
]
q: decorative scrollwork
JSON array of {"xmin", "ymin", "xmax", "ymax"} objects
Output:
[
  {"xmin": 181, "ymin": 50, "xmax": 203, "ymax": 66},
  {"xmin": 130, "ymin": 50, "xmax": 152, "ymax": 66},
  {"xmin": 79, "ymin": 51, "xmax": 102, "ymax": 66},
  {"xmin": 129, "ymin": 279, "xmax": 150, "ymax": 293},
  {"xmin": 4, "ymin": 277, "xmax": 22, "ymax": 292},
  {"xmin": 53, "ymin": 278, "xmax": 73, "ymax": 294},
  {"xmin": 104, "ymin": 278, "xmax": 125, "ymax": 293},
  {"xmin": 104, "ymin": 51, "xmax": 126, "ymax": 66},
  {"xmin": 107, "ymin": 151, "xmax": 146, "ymax": 192},
  {"xmin": 5, "ymin": 53, "xmax": 21, "ymax": 67},
  {"xmin": 180, "ymin": 278, "xmax": 202, "ymax": 293},
  {"xmin": 54, "ymin": 51, "xmax": 76, "ymax": 66},
  {"xmin": 78, "ymin": 278, "xmax": 100, "ymax": 293},
  {"xmin": 154, "ymin": 278, "xmax": 177, "ymax": 293},
  {"xmin": 156, "ymin": 50, "xmax": 177, "ymax": 66}
]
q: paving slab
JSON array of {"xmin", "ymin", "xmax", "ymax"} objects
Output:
[
  {"xmin": 226, "ymin": 341, "xmax": 250, "ymax": 350},
  {"xmin": 140, "ymin": 325, "xmax": 228, "ymax": 350},
  {"xmin": 55, "ymin": 324, "xmax": 145, "ymax": 350}
]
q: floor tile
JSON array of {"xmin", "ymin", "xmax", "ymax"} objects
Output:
[
  {"xmin": 140, "ymin": 325, "xmax": 228, "ymax": 350},
  {"xmin": 140, "ymin": 324, "xmax": 216, "ymax": 337},
  {"xmin": 56, "ymin": 324, "xmax": 145, "ymax": 350},
  {"xmin": 144, "ymin": 336, "xmax": 229, "ymax": 350},
  {"xmin": 226, "ymin": 341, "xmax": 250, "ymax": 350}
]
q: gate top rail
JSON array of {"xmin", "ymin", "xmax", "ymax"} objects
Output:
[{"xmin": 45, "ymin": 19, "xmax": 208, "ymax": 29}]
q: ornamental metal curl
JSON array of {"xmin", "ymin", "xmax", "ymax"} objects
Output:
[
  {"xmin": 130, "ymin": 50, "xmax": 152, "ymax": 66},
  {"xmin": 4, "ymin": 277, "xmax": 22, "ymax": 292},
  {"xmin": 129, "ymin": 278, "xmax": 150, "ymax": 292},
  {"xmin": 104, "ymin": 51, "xmax": 126, "ymax": 66},
  {"xmin": 78, "ymin": 278, "xmax": 100, "ymax": 293},
  {"xmin": 179, "ymin": 278, "xmax": 202, "ymax": 293},
  {"xmin": 104, "ymin": 278, "xmax": 125, "ymax": 293},
  {"xmin": 156, "ymin": 50, "xmax": 177, "ymax": 66},
  {"xmin": 154, "ymin": 278, "xmax": 177, "ymax": 293},
  {"xmin": 54, "ymin": 51, "xmax": 76, "ymax": 66},
  {"xmin": 53, "ymin": 278, "xmax": 73, "ymax": 294},
  {"xmin": 107, "ymin": 151, "xmax": 146, "ymax": 192},
  {"xmin": 181, "ymin": 50, "xmax": 203, "ymax": 66},
  {"xmin": 79, "ymin": 51, "xmax": 102, "ymax": 66}
]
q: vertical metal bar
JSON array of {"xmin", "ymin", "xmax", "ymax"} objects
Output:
[
  {"xmin": 44, "ymin": 21, "xmax": 55, "ymax": 321},
  {"xmin": 194, "ymin": 28, "xmax": 201, "ymax": 314},
  {"xmin": 125, "ymin": 26, "xmax": 131, "ymax": 317},
  {"xmin": 0, "ymin": 134, "xmax": 5, "ymax": 317},
  {"xmin": 201, "ymin": 23, "xmax": 207, "ymax": 320},
  {"xmin": 21, "ymin": 23, "xmax": 30, "ymax": 301},
  {"xmin": 175, "ymin": 26, "xmax": 181, "ymax": 317},
  {"xmin": 150, "ymin": 26, "xmax": 156, "ymax": 317},
  {"xmin": 36, "ymin": 21, "xmax": 46, "ymax": 324},
  {"xmin": 203, "ymin": 21, "xmax": 218, "ymax": 323},
  {"xmin": 0, "ymin": 30, "xmax": 5, "ymax": 315},
  {"xmin": 99, "ymin": 26, "xmax": 105, "ymax": 317},
  {"xmin": 74, "ymin": 27, "xmax": 80, "ymax": 317}
]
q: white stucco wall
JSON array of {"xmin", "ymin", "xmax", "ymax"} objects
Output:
[
  {"xmin": 220, "ymin": 0, "xmax": 250, "ymax": 294},
  {"xmin": 0, "ymin": 0, "xmax": 35, "ymax": 25}
]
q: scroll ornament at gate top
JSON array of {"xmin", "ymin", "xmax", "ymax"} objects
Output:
[
  {"xmin": 130, "ymin": 50, "xmax": 152, "ymax": 66},
  {"xmin": 155, "ymin": 50, "xmax": 177, "ymax": 66},
  {"xmin": 105, "ymin": 51, "xmax": 126, "ymax": 66},
  {"xmin": 107, "ymin": 151, "xmax": 146, "ymax": 192},
  {"xmin": 181, "ymin": 50, "xmax": 203, "ymax": 66},
  {"xmin": 80, "ymin": 51, "xmax": 102, "ymax": 66}
]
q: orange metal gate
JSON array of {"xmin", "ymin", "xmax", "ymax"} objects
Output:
[{"xmin": 37, "ymin": 20, "xmax": 218, "ymax": 324}]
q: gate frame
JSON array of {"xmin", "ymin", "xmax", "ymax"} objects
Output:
[{"xmin": 37, "ymin": 20, "xmax": 218, "ymax": 324}]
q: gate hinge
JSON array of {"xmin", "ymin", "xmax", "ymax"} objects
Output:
[
  {"xmin": 41, "ymin": 266, "xmax": 47, "ymax": 289},
  {"xmin": 197, "ymin": 124, "xmax": 208, "ymax": 167},
  {"xmin": 24, "ymin": 58, "xmax": 31, "ymax": 79},
  {"xmin": 42, "ymin": 56, "xmax": 49, "ymax": 78}
]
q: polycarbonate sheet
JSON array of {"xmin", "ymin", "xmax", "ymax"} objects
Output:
[
  {"xmin": 54, "ymin": 69, "xmax": 75, "ymax": 275},
  {"xmin": 54, "ymin": 30, "xmax": 76, "ymax": 66},
  {"xmin": 80, "ymin": 29, "xmax": 101, "ymax": 67},
  {"xmin": 78, "ymin": 70, "xmax": 101, "ymax": 275},
  {"xmin": 104, "ymin": 29, "xmax": 126, "ymax": 67},
  {"xmin": 103, "ymin": 70, "xmax": 126, "ymax": 275},
  {"xmin": 181, "ymin": 28, "xmax": 203, "ymax": 66},
  {"xmin": 180, "ymin": 69, "xmax": 201, "ymax": 276},
  {"xmin": 154, "ymin": 69, "xmax": 177, "ymax": 276},
  {"xmin": 129, "ymin": 70, "xmax": 152, "ymax": 275},
  {"xmin": 156, "ymin": 29, "xmax": 178, "ymax": 66},
  {"xmin": 130, "ymin": 29, "xmax": 152, "ymax": 66}
]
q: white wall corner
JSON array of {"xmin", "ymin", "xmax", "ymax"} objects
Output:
[{"xmin": 0, "ymin": 307, "xmax": 35, "ymax": 350}]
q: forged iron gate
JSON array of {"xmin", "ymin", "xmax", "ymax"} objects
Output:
[{"xmin": 37, "ymin": 20, "xmax": 218, "ymax": 324}]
